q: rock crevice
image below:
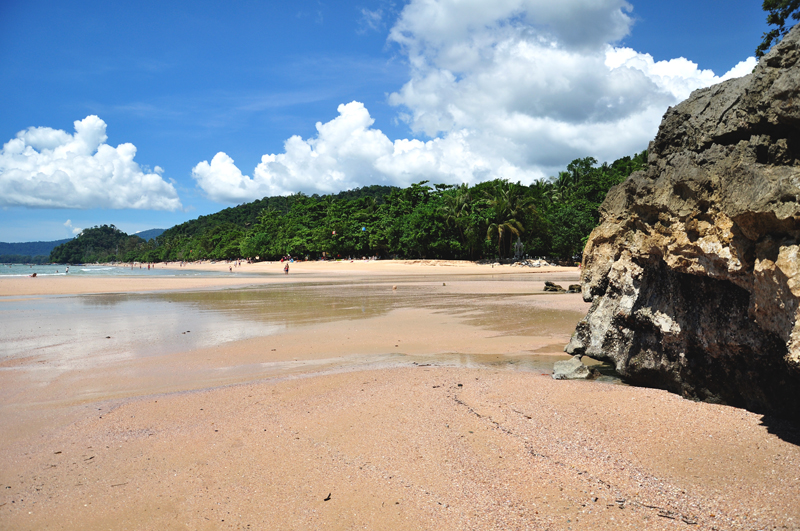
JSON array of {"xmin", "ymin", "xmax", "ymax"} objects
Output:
[{"xmin": 568, "ymin": 26, "xmax": 800, "ymax": 420}]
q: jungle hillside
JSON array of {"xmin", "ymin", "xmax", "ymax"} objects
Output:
[{"xmin": 50, "ymin": 152, "xmax": 646, "ymax": 264}]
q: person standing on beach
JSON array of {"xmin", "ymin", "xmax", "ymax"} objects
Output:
[{"xmin": 284, "ymin": 263, "xmax": 289, "ymax": 275}]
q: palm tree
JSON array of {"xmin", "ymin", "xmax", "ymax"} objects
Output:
[
  {"xmin": 546, "ymin": 170, "xmax": 579, "ymax": 204},
  {"xmin": 440, "ymin": 184, "xmax": 471, "ymax": 235},
  {"xmin": 440, "ymin": 184, "xmax": 480, "ymax": 258},
  {"xmin": 486, "ymin": 219, "xmax": 524, "ymax": 259},
  {"xmin": 360, "ymin": 195, "xmax": 377, "ymax": 215},
  {"xmin": 484, "ymin": 180, "xmax": 535, "ymax": 259}
]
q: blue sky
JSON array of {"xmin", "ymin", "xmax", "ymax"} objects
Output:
[{"xmin": 0, "ymin": 0, "xmax": 770, "ymax": 242}]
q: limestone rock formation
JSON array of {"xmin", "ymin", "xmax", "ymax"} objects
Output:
[
  {"xmin": 553, "ymin": 355, "xmax": 597, "ymax": 380},
  {"xmin": 566, "ymin": 26, "xmax": 800, "ymax": 420}
]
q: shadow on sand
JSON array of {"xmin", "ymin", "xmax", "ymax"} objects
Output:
[{"xmin": 759, "ymin": 415, "xmax": 800, "ymax": 447}]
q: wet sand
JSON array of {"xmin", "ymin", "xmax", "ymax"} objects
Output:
[
  {"xmin": 0, "ymin": 259, "xmax": 579, "ymax": 297},
  {"xmin": 1, "ymin": 262, "xmax": 799, "ymax": 530}
]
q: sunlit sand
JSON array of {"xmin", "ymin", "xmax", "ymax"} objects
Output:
[{"xmin": 1, "ymin": 261, "xmax": 798, "ymax": 530}]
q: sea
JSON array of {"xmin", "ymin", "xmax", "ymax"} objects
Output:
[{"xmin": 0, "ymin": 263, "xmax": 240, "ymax": 278}]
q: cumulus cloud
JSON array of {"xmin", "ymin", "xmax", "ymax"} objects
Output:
[
  {"xmin": 193, "ymin": 102, "xmax": 523, "ymax": 200},
  {"xmin": 193, "ymin": 0, "xmax": 759, "ymax": 203},
  {"xmin": 64, "ymin": 219, "xmax": 82, "ymax": 235},
  {"xmin": 719, "ymin": 57, "xmax": 759, "ymax": 81},
  {"xmin": 0, "ymin": 116, "xmax": 182, "ymax": 210},
  {"xmin": 387, "ymin": 0, "xmax": 755, "ymax": 165},
  {"xmin": 388, "ymin": 0, "xmax": 635, "ymax": 56}
]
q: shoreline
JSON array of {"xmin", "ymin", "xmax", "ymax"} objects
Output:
[{"xmin": 0, "ymin": 259, "xmax": 580, "ymax": 297}]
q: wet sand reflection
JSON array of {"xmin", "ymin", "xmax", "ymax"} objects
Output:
[{"xmin": 0, "ymin": 275, "xmax": 597, "ymax": 444}]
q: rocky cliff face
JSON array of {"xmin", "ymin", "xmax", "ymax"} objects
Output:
[{"xmin": 567, "ymin": 26, "xmax": 800, "ymax": 420}]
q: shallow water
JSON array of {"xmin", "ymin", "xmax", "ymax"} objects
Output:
[
  {"xmin": 0, "ymin": 263, "xmax": 254, "ymax": 278},
  {"xmin": 1, "ymin": 278, "xmax": 591, "ymax": 367},
  {"xmin": 0, "ymin": 277, "xmax": 624, "ymax": 421},
  {"xmin": 0, "ymin": 294, "xmax": 282, "ymax": 370},
  {"xmin": 0, "ymin": 276, "xmax": 623, "ymax": 447}
]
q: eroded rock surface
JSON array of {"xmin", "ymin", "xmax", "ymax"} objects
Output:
[
  {"xmin": 553, "ymin": 355, "xmax": 597, "ymax": 380},
  {"xmin": 567, "ymin": 26, "xmax": 800, "ymax": 420}
]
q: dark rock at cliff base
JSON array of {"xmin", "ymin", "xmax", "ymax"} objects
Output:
[
  {"xmin": 566, "ymin": 26, "xmax": 800, "ymax": 421},
  {"xmin": 544, "ymin": 281, "xmax": 565, "ymax": 292}
]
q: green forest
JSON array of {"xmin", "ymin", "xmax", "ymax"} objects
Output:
[
  {"xmin": 50, "ymin": 152, "xmax": 646, "ymax": 264},
  {"xmin": 50, "ymin": 225, "xmax": 148, "ymax": 264}
]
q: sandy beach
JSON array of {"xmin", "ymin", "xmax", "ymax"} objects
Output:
[
  {"xmin": 0, "ymin": 259, "xmax": 579, "ymax": 297},
  {"xmin": 1, "ymin": 261, "xmax": 798, "ymax": 530}
]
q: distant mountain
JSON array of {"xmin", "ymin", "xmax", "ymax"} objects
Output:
[
  {"xmin": 0, "ymin": 238, "xmax": 73, "ymax": 257},
  {"xmin": 0, "ymin": 230, "xmax": 163, "ymax": 263},
  {"xmin": 134, "ymin": 228, "xmax": 165, "ymax": 241}
]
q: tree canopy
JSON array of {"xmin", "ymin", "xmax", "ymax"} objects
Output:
[
  {"xmin": 49, "ymin": 152, "xmax": 646, "ymax": 264},
  {"xmin": 756, "ymin": 0, "xmax": 800, "ymax": 58},
  {"xmin": 50, "ymin": 225, "xmax": 146, "ymax": 264}
]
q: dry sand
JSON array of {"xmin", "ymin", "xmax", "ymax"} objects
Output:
[{"xmin": 1, "ymin": 261, "xmax": 798, "ymax": 530}]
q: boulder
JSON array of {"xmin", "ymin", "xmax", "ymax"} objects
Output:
[
  {"xmin": 566, "ymin": 26, "xmax": 800, "ymax": 420},
  {"xmin": 567, "ymin": 284, "xmax": 582, "ymax": 293},
  {"xmin": 553, "ymin": 355, "xmax": 596, "ymax": 380},
  {"xmin": 544, "ymin": 281, "xmax": 565, "ymax": 292}
]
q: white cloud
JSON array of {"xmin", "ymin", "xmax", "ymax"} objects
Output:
[
  {"xmin": 193, "ymin": 102, "xmax": 526, "ymax": 200},
  {"xmin": 63, "ymin": 219, "xmax": 82, "ymax": 235},
  {"xmin": 0, "ymin": 116, "xmax": 182, "ymax": 210},
  {"xmin": 193, "ymin": 0, "xmax": 759, "ymax": 203},
  {"xmin": 388, "ymin": 0, "xmax": 635, "ymax": 57},
  {"xmin": 358, "ymin": 8, "xmax": 384, "ymax": 33},
  {"xmin": 603, "ymin": 48, "xmax": 757, "ymax": 101},
  {"xmin": 387, "ymin": 0, "xmax": 756, "ymax": 165},
  {"xmin": 719, "ymin": 57, "xmax": 758, "ymax": 81},
  {"xmin": 192, "ymin": 152, "xmax": 263, "ymax": 204}
]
